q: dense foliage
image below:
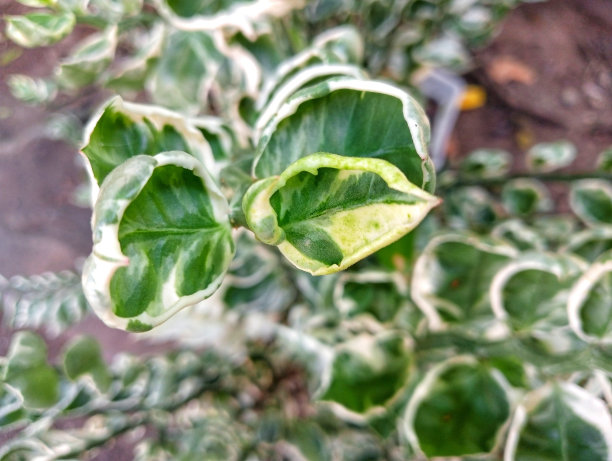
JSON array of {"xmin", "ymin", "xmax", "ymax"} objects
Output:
[{"xmin": 2, "ymin": 0, "xmax": 612, "ymax": 459}]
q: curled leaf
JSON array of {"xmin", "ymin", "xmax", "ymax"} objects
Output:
[
  {"xmin": 243, "ymin": 153, "xmax": 439, "ymax": 275},
  {"xmin": 253, "ymin": 78, "xmax": 435, "ymax": 192},
  {"xmin": 83, "ymin": 151, "xmax": 234, "ymax": 331}
]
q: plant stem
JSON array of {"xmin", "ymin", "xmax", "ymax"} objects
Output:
[{"xmin": 440, "ymin": 172, "xmax": 612, "ymax": 191}]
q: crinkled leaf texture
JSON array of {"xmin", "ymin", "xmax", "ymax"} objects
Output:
[
  {"xmin": 243, "ymin": 153, "xmax": 439, "ymax": 275},
  {"xmin": 82, "ymin": 151, "xmax": 234, "ymax": 332}
]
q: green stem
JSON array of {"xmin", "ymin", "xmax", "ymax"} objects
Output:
[{"xmin": 440, "ymin": 172, "xmax": 612, "ymax": 191}]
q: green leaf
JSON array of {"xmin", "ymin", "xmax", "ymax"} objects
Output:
[
  {"xmin": 570, "ymin": 180, "xmax": 612, "ymax": 227},
  {"xmin": 243, "ymin": 153, "xmax": 439, "ymax": 275},
  {"xmin": 221, "ymin": 232, "xmax": 295, "ymax": 313},
  {"xmin": 490, "ymin": 253, "xmax": 585, "ymax": 331},
  {"xmin": 253, "ymin": 78, "xmax": 435, "ymax": 192},
  {"xmin": 459, "ymin": 148, "xmax": 511, "ymax": 179},
  {"xmin": 492, "ymin": 219, "xmax": 547, "ymax": 251},
  {"xmin": 154, "ymin": 0, "xmax": 304, "ymax": 37},
  {"xmin": 333, "ymin": 270, "xmax": 409, "ymax": 323},
  {"xmin": 82, "ymin": 96, "xmax": 217, "ymax": 193},
  {"xmin": 319, "ymin": 331, "xmax": 412, "ymax": 416},
  {"xmin": 2, "ymin": 331, "xmax": 59, "ymax": 409},
  {"xmin": 526, "ymin": 140, "xmax": 577, "ymax": 173},
  {"xmin": 502, "ymin": 179, "xmax": 551, "ymax": 216},
  {"xmin": 596, "ymin": 146, "xmax": 612, "ymax": 173},
  {"xmin": 403, "ymin": 357, "xmax": 511, "ymax": 457},
  {"xmin": 564, "ymin": 227, "xmax": 612, "ymax": 262},
  {"xmin": 15, "ymin": 0, "xmax": 58, "ymax": 6},
  {"xmin": 147, "ymin": 30, "xmax": 259, "ymax": 116},
  {"xmin": 57, "ymin": 26, "xmax": 117, "ymax": 89},
  {"xmin": 506, "ymin": 383, "xmax": 612, "ymax": 461},
  {"xmin": 256, "ymin": 26, "xmax": 365, "ymax": 119},
  {"xmin": 411, "ymin": 233, "xmax": 517, "ymax": 331},
  {"xmin": 255, "ymin": 63, "xmax": 367, "ymax": 139},
  {"xmin": 5, "ymin": 11, "xmax": 75, "ymax": 48},
  {"xmin": 444, "ymin": 186, "xmax": 500, "ymax": 231},
  {"xmin": 413, "ymin": 34, "xmax": 471, "ymax": 72},
  {"xmin": 0, "ymin": 386, "xmax": 25, "ymax": 429},
  {"xmin": 7, "ymin": 74, "xmax": 57, "ymax": 104},
  {"xmin": 568, "ymin": 250, "xmax": 612, "ymax": 344},
  {"xmin": 63, "ymin": 336, "xmax": 111, "ymax": 392},
  {"xmin": 106, "ymin": 23, "xmax": 164, "ymax": 93},
  {"xmin": 82, "ymin": 151, "xmax": 234, "ymax": 331}
]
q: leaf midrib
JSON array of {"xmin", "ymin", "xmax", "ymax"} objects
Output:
[
  {"xmin": 278, "ymin": 195, "xmax": 419, "ymax": 227},
  {"xmin": 120, "ymin": 225, "xmax": 223, "ymax": 239}
]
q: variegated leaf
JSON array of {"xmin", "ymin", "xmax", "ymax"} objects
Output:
[
  {"xmin": 490, "ymin": 253, "xmax": 585, "ymax": 331},
  {"xmin": 459, "ymin": 148, "xmax": 512, "ymax": 179},
  {"xmin": 411, "ymin": 233, "xmax": 517, "ymax": 331},
  {"xmin": 526, "ymin": 140, "xmax": 577, "ymax": 173},
  {"xmin": 57, "ymin": 26, "xmax": 117, "ymax": 89},
  {"xmin": 82, "ymin": 96, "xmax": 217, "ymax": 198},
  {"xmin": 563, "ymin": 227, "xmax": 612, "ymax": 262},
  {"xmin": 570, "ymin": 179, "xmax": 612, "ymax": 227},
  {"xmin": 2, "ymin": 331, "xmax": 59, "ymax": 409},
  {"xmin": 568, "ymin": 250, "xmax": 612, "ymax": 344},
  {"xmin": 243, "ymin": 153, "xmax": 439, "ymax": 275},
  {"xmin": 256, "ymin": 26, "xmax": 364, "ymax": 117},
  {"xmin": 5, "ymin": 11, "xmax": 75, "ymax": 48},
  {"xmin": 502, "ymin": 179, "xmax": 551, "ymax": 216},
  {"xmin": 153, "ymin": 0, "xmax": 305, "ymax": 39},
  {"xmin": 82, "ymin": 151, "xmax": 234, "ymax": 332},
  {"xmin": 505, "ymin": 383, "xmax": 612, "ymax": 461},
  {"xmin": 596, "ymin": 146, "xmax": 612, "ymax": 173},
  {"xmin": 319, "ymin": 331, "xmax": 412, "ymax": 418},
  {"xmin": 253, "ymin": 78, "xmax": 435, "ymax": 192},
  {"xmin": 146, "ymin": 26, "xmax": 261, "ymax": 120},
  {"xmin": 403, "ymin": 356, "xmax": 511, "ymax": 458}
]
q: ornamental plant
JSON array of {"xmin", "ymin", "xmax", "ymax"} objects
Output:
[{"xmin": 2, "ymin": 0, "xmax": 612, "ymax": 459}]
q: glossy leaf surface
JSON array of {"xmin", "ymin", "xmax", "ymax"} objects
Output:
[
  {"xmin": 253, "ymin": 78, "xmax": 434, "ymax": 192},
  {"xmin": 244, "ymin": 153, "xmax": 439, "ymax": 275},
  {"xmin": 82, "ymin": 96, "xmax": 216, "ymax": 191},
  {"xmin": 82, "ymin": 151, "xmax": 234, "ymax": 331}
]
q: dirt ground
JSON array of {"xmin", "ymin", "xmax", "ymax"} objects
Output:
[{"xmin": 0, "ymin": 0, "xmax": 611, "ymax": 457}]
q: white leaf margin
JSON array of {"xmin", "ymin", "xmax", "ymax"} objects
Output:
[
  {"xmin": 253, "ymin": 78, "xmax": 433, "ymax": 188},
  {"xmin": 568, "ymin": 250, "xmax": 612, "ymax": 345},
  {"xmin": 82, "ymin": 151, "xmax": 231, "ymax": 331},
  {"xmin": 490, "ymin": 252, "xmax": 587, "ymax": 322},
  {"xmin": 152, "ymin": 0, "xmax": 305, "ymax": 40},
  {"xmin": 81, "ymin": 96, "xmax": 218, "ymax": 204},
  {"xmin": 504, "ymin": 382, "xmax": 612, "ymax": 461},
  {"xmin": 401, "ymin": 355, "xmax": 514, "ymax": 458},
  {"xmin": 411, "ymin": 233, "xmax": 518, "ymax": 331}
]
